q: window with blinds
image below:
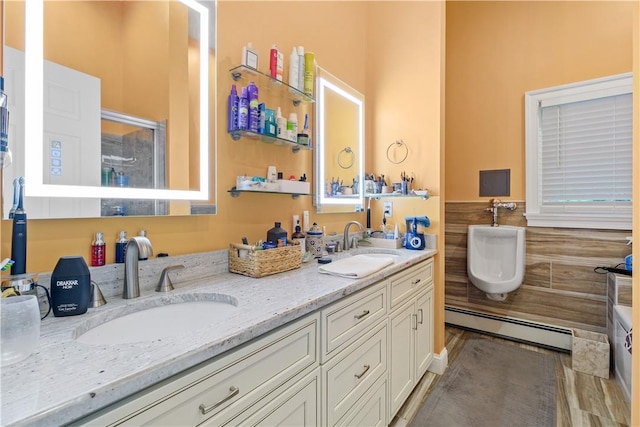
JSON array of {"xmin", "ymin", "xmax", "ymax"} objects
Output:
[{"xmin": 524, "ymin": 73, "xmax": 632, "ymax": 230}]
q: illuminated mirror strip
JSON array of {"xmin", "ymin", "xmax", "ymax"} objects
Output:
[
  {"xmin": 24, "ymin": 0, "xmax": 210, "ymax": 201},
  {"xmin": 317, "ymin": 72, "xmax": 365, "ymax": 207}
]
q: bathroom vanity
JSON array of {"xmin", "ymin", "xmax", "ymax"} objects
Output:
[{"xmin": 0, "ymin": 248, "xmax": 436, "ymax": 427}]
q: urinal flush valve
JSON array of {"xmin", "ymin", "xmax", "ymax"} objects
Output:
[{"xmin": 486, "ymin": 199, "xmax": 517, "ymax": 227}]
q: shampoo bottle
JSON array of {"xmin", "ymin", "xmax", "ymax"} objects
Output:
[
  {"xmin": 227, "ymin": 84, "xmax": 239, "ymax": 132},
  {"xmin": 297, "ymin": 47, "xmax": 305, "ymax": 94},
  {"xmin": 287, "ymin": 113, "xmax": 298, "ymax": 142},
  {"xmin": 292, "ymin": 221, "xmax": 306, "ymax": 254},
  {"xmin": 247, "ymin": 82, "xmax": 260, "ymax": 133},
  {"xmin": 269, "ymin": 45, "xmax": 283, "ymax": 81},
  {"xmin": 288, "ymin": 47, "xmax": 299, "ymax": 90},
  {"xmin": 115, "ymin": 230, "xmax": 128, "ymax": 264},
  {"xmin": 91, "ymin": 232, "xmax": 106, "ymax": 266},
  {"xmin": 304, "ymin": 52, "xmax": 315, "ymax": 97},
  {"xmin": 238, "ymin": 87, "xmax": 249, "ymax": 130},
  {"xmin": 276, "ymin": 107, "xmax": 287, "ymax": 139},
  {"xmin": 51, "ymin": 256, "xmax": 91, "ymax": 317}
]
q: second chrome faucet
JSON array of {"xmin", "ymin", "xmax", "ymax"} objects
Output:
[{"xmin": 123, "ymin": 236, "xmax": 153, "ymax": 299}]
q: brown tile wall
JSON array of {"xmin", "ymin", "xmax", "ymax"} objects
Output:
[{"xmin": 445, "ymin": 202, "xmax": 631, "ymax": 333}]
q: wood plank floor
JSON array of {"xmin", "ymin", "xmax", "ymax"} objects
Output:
[{"xmin": 391, "ymin": 326, "xmax": 631, "ymax": 427}]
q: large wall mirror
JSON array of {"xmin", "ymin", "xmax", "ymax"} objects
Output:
[
  {"xmin": 2, "ymin": 0, "xmax": 216, "ymax": 219},
  {"xmin": 315, "ymin": 67, "xmax": 364, "ymax": 214}
]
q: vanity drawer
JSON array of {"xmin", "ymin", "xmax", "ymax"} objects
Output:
[
  {"xmin": 322, "ymin": 321, "xmax": 387, "ymax": 427},
  {"xmin": 90, "ymin": 314, "xmax": 319, "ymax": 426},
  {"xmin": 389, "ymin": 259, "xmax": 433, "ymax": 308},
  {"xmin": 321, "ymin": 281, "xmax": 387, "ymax": 362}
]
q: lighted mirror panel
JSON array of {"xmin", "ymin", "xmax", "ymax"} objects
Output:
[
  {"xmin": 315, "ymin": 67, "xmax": 364, "ymax": 213},
  {"xmin": 2, "ymin": 0, "xmax": 216, "ymax": 219}
]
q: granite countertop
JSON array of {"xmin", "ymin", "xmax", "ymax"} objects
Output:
[{"xmin": 1, "ymin": 247, "xmax": 436, "ymax": 426}]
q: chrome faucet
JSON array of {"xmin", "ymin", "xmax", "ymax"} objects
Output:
[
  {"xmin": 486, "ymin": 198, "xmax": 517, "ymax": 227},
  {"xmin": 343, "ymin": 220, "xmax": 365, "ymax": 250},
  {"xmin": 123, "ymin": 236, "xmax": 153, "ymax": 299}
]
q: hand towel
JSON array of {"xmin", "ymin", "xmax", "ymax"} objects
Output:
[{"xmin": 318, "ymin": 254, "xmax": 394, "ymax": 278}]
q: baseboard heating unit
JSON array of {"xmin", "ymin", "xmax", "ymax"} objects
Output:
[{"xmin": 445, "ymin": 306, "xmax": 572, "ymax": 352}]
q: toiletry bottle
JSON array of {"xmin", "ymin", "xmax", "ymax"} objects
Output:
[
  {"xmin": 109, "ymin": 167, "xmax": 117, "ymax": 186},
  {"xmin": 258, "ymin": 103, "xmax": 266, "ymax": 134},
  {"xmin": 269, "ymin": 45, "xmax": 283, "ymax": 81},
  {"xmin": 242, "ymin": 42, "xmax": 258, "ymax": 70},
  {"xmin": 298, "ymin": 113, "xmax": 310, "ymax": 146},
  {"xmin": 101, "ymin": 168, "xmax": 110, "ymax": 186},
  {"xmin": 138, "ymin": 230, "xmax": 150, "ymax": 260},
  {"xmin": 304, "ymin": 52, "xmax": 315, "ymax": 97},
  {"xmin": 297, "ymin": 46, "xmax": 305, "ymax": 94},
  {"xmin": 292, "ymin": 221, "xmax": 306, "ymax": 254},
  {"xmin": 115, "ymin": 231, "xmax": 128, "ymax": 263},
  {"xmin": 276, "ymin": 107, "xmax": 287, "ymax": 139},
  {"xmin": 238, "ymin": 86, "xmax": 249, "ymax": 130},
  {"xmin": 227, "ymin": 84, "xmax": 239, "ymax": 132},
  {"xmin": 288, "ymin": 112, "xmax": 298, "ymax": 142},
  {"xmin": 267, "ymin": 222, "xmax": 288, "ymax": 246},
  {"xmin": 91, "ymin": 232, "xmax": 106, "ymax": 266},
  {"xmin": 247, "ymin": 82, "xmax": 260, "ymax": 133},
  {"xmin": 50, "ymin": 256, "xmax": 91, "ymax": 317},
  {"xmin": 289, "ymin": 47, "xmax": 299, "ymax": 90},
  {"xmin": 0, "ymin": 76, "xmax": 8, "ymax": 155}
]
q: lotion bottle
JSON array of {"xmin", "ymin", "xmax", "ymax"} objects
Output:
[
  {"xmin": 304, "ymin": 52, "xmax": 315, "ymax": 97},
  {"xmin": 269, "ymin": 45, "xmax": 283, "ymax": 81},
  {"xmin": 288, "ymin": 47, "xmax": 299, "ymax": 90},
  {"xmin": 242, "ymin": 42, "xmax": 258, "ymax": 70},
  {"xmin": 276, "ymin": 107, "xmax": 287, "ymax": 139},
  {"xmin": 297, "ymin": 47, "xmax": 305, "ymax": 94}
]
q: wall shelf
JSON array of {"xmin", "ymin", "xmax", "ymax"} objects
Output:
[
  {"xmin": 365, "ymin": 192, "xmax": 429, "ymax": 201},
  {"xmin": 229, "ymin": 65, "xmax": 315, "ymax": 106},
  {"xmin": 228, "ymin": 130, "xmax": 311, "ymax": 153},
  {"xmin": 228, "ymin": 187, "xmax": 312, "ymax": 199}
]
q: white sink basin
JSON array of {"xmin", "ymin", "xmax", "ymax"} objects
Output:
[{"xmin": 75, "ymin": 293, "xmax": 238, "ymax": 345}]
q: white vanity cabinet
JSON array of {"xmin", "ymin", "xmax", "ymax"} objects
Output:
[
  {"xmin": 319, "ymin": 281, "xmax": 388, "ymax": 426},
  {"xmin": 74, "ymin": 313, "xmax": 320, "ymax": 426},
  {"xmin": 388, "ymin": 259, "xmax": 434, "ymax": 419}
]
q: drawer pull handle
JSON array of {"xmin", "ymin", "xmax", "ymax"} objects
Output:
[
  {"xmin": 354, "ymin": 364, "xmax": 371, "ymax": 379},
  {"xmin": 199, "ymin": 386, "xmax": 240, "ymax": 415},
  {"xmin": 418, "ymin": 308, "xmax": 424, "ymax": 325},
  {"xmin": 354, "ymin": 310, "xmax": 370, "ymax": 320},
  {"xmin": 411, "ymin": 278, "xmax": 422, "ymax": 285}
]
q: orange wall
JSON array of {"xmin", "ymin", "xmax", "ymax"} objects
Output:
[
  {"xmin": 366, "ymin": 0, "xmax": 446, "ymax": 356},
  {"xmin": 445, "ymin": 1, "xmax": 633, "ymax": 202}
]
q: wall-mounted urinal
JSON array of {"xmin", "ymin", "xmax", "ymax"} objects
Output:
[{"xmin": 467, "ymin": 225, "xmax": 526, "ymax": 301}]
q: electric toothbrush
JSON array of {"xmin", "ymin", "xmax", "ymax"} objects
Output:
[{"xmin": 10, "ymin": 176, "xmax": 27, "ymax": 275}]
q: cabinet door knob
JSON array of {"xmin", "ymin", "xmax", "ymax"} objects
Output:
[
  {"xmin": 354, "ymin": 364, "xmax": 371, "ymax": 379},
  {"xmin": 354, "ymin": 309, "xmax": 370, "ymax": 320},
  {"xmin": 411, "ymin": 278, "xmax": 421, "ymax": 285},
  {"xmin": 199, "ymin": 386, "xmax": 240, "ymax": 415}
]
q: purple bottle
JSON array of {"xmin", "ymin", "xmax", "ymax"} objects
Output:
[
  {"xmin": 227, "ymin": 84, "xmax": 239, "ymax": 132},
  {"xmin": 238, "ymin": 86, "xmax": 249, "ymax": 131},
  {"xmin": 247, "ymin": 82, "xmax": 259, "ymax": 133}
]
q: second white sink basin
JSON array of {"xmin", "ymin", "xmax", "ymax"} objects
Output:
[{"xmin": 75, "ymin": 293, "xmax": 238, "ymax": 345}]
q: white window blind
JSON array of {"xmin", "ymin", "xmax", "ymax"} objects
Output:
[{"xmin": 525, "ymin": 73, "xmax": 633, "ymax": 230}]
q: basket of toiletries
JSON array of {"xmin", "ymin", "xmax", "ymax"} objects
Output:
[{"xmin": 229, "ymin": 243, "xmax": 302, "ymax": 278}]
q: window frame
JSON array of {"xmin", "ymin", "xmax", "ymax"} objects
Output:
[{"xmin": 524, "ymin": 73, "xmax": 633, "ymax": 230}]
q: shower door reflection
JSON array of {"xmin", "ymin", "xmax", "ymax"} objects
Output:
[{"xmin": 100, "ymin": 110, "xmax": 167, "ymax": 216}]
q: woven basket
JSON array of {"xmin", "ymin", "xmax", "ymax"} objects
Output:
[{"xmin": 229, "ymin": 243, "xmax": 302, "ymax": 278}]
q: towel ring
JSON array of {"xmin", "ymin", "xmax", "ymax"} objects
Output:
[
  {"xmin": 338, "ymin": 147, "xmax": 355, "ymax": 169},
  {"xmin": 386, "ymin": 140, "xmax": 408, "ymax": 164}
]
